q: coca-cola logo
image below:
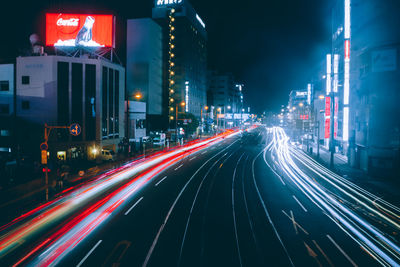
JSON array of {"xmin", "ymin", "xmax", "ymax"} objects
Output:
[{"xmin": 57, "ymin": 18, "xmax": 79, "ymax": 26}]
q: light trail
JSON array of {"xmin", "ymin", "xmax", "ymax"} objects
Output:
[
  {"xmin": 0, "ymin": 130, "xmax": 240, "ymax": 266},
  {"xmin": 263, "ymin": 127, "xmax": 400, "ymax": 266}
]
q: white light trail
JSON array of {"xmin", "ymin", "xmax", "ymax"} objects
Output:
[{"xmin": 263, "ymin": 127, "xmax": 400, "ymax": 266}]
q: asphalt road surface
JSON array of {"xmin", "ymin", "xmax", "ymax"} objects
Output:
[{"xmin": 1, "ymin": 127, "xmax": 399, "ymax": 266}]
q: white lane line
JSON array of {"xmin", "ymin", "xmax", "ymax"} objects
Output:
[
  {"xmin": 326, "ymin": 234, "xmax": 358, "ymax": 267},
  {"xmin": 174, "ymin": 164, "xmax": 184, "ymax": 171},
  {"xmin": 143, "ymin": 141, "xmax": 240, "ymax": 267},
  {"xmin": 155, "ymin": 176, "xmax": 168, "ymax": 187},
  {"xmin": 312, "ymin": 240, "xmax": 334, "ymax": 267},
  {"xmin": 292, "ymin": 195, "xmax": 308, "ymax": 212},
  {"xmin": 278, "ymin": 175, "xmax": 286, "ymax": 186},
  {"xmin": 201, "ymin": 151, "xmax": 207, "ymax": 155},
  {"xmin": 189, "ymin": 156, "xmax": 197, "ymax": 161},
  {"xmin": 124, "ymin": 197, "xmax": 144, "ymax": 216},
  {"xmin": 76, "ymin": 240, "xmax": 102, "ymax": 267}
]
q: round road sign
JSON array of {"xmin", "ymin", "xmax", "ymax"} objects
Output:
[
  {"xmin": 69, "ymin": 123, "xmax": 82, "ymax": 136},
  {"xmin": 40, "ymin": 142, "xmax": 48, "ymax": 151}
]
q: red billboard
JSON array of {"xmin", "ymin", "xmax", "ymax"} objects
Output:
[
  {"xmin": 46, "ymin": 13, "xmax": 114, "ymax": 48},
  {"xmin": 325, "ymin": 118, "xmax": 330, "ymax": 139},
  {"xmin": 325, "ymin": 96, "xmax": 331, "ymax": 117}
]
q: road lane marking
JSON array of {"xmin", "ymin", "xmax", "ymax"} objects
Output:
[
  {"xmin": 293, "ymin": 195, "xmax": 308, "ymax": 212},
  {"xmin": 189, "ymin": 156, "xmax": 197, "ymax": 161},
  {"xmin": 174, "ymin": 164, "xmax": 184, "ymax": 171},
  {"xmin": 232, "ymin": 153, "xmax": 245, "ymax": 267},
  {"xmin": 144, "ymin": 140, "xmax": 240, "ymax": 267},
  {"xmin": 124, "ymin": 197, "xmax": 144, "ymax": 216},
  {"xmin": 155, "ymin": 176, "xmax": 168, "ymax": 187},
  {"xmin": 312, "ymin": 240, "xmax": 334, "ymax": 267},
  {"xmin": 252, "ymin": 147, "xmax": 294, "ymax": 267},
  {"xmin": 201, "ymin": 151, "xmax": 207, "ymax": 154},
  {"xmin": 326, "ymin": 234, "xmax": 358, "ymax": 267},
  {"xmin": 282, "ymin": 210, "xmax": 309, "ymax": 235},
  {"xmin": 304, "ymin": 242, "xmax": 322, "ymax": 266},
  {"xmin": 103, "ymin": 240, "xmax": 131, "ymax": 266},
  {"xmin": 178, "ymin": 153, "xmax": 227, "ymax": 265},
  {"xmin": 76, "ymin": 240, "xmax": 102, "ymax": 267}
]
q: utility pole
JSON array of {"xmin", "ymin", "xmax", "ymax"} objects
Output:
[
  {"xmin": 224, "ymin": 106, "xmax": 226, "ymax": 130},
  {"xmin": 42, "ymin": 123, "xmax": 80, "ymax": 201}
]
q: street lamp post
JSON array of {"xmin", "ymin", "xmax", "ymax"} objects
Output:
[
  {"xmin": 176, "ymin": 101, "xmax": 186, "ymax": 144},
  {"xmin": 201, "ymin": 106, "xmax": 209, "ymax": 135},
  {"xmin": 226, "ymin": 105, "xmax": 231, "ymax": 130},
  {"xmin": 126, "ymin": 91, "xmax": 142, "ymax": 154}
]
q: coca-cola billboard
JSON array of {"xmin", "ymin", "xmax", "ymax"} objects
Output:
[{"xmin": 46, "ymin": 13, "xmax": 114, "ymax": 47}]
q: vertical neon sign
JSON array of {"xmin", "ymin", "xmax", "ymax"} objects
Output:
[
  {"xmin": 326, "ymin": 54, "xmax": 332, "ymax": 95},
  {"xmin": 343, "ymin": 0, "xmax": 350, "ymax": 142}
]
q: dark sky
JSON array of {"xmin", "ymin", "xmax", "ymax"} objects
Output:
[{"xmin": 0, "ymin": 0, "xmax": 331, "ymax": 113}]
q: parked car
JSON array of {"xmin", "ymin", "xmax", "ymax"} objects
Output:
[
  {"xmin": 152, "ymin": 137, "xmax": 165, "ymax": 146},
  {"xmin": 100, "ymin": 149, "xmax": 116, "ymax": 161}
]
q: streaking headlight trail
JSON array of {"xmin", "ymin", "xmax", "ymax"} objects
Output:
[{"xmin": 264, "ymin": 127, "xmax": 400, "ymax": 266}]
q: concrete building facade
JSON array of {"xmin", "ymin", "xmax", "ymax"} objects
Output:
[
  {"xmin": 16, "ymin": 55, "xmax": 125, "ymax": 161},
  {"xmin": 349, "ymin": 0, "xmax": 400, "ymax": 174}
]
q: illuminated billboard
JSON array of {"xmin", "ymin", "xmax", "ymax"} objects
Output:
[
  {"xmin": 155, "ymin": 0, "xmax": 183, "ymax": 7},
  {"xmin": 46, "ymin": 13, "xmax": 114, "ymax": 48}
]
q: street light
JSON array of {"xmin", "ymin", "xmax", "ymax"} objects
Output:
[
  {"xmin": 201, "ymin": 106, "xmax": 209, "ymax": 134},
  {"xmin": 176, "ymin": 101, "xmax": 186, "ymax": 143},
  {"xmin": 217, "ymin": 107, "xmax": 222, "ymax": 130},
  {"xmin": 134, "ymin": 92, "xmax": 142, "ymax": 100}
]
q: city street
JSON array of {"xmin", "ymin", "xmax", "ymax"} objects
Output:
[
  {"xmin": 1, "ymin": 127, "xmax": 399, "ymax": 266},
  {"xmin": 1, "ymin": 1, "xmax": 400, "ymax": 266}
]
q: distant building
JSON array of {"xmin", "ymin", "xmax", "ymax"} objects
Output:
[
  {"xmin": 0, "ymin": 64, "xmax": 14, "ymax": 117},
  {"xmin": 126, "ymin": 18, "xmax": 163, "ymax": 131},
  {"xmin": 16, "ymin": 55, "xmax": 125, "ymax": 161},
  {"xmin": 207, "ymin": 71, "xmax": 244, "ymax": 127},
  {"xmin": 152, "ymin": 0, "xmax": 207, "ymax": 126},
  {"xmin": 0, "ymin": 64, "xmax": 15, "ymax": 159},
  {"xmin": 207, "ymin": 71, "xmax": 242, "ymax": 112}
]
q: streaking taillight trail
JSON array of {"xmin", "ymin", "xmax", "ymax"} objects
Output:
[{"xmin": 0, "ymin": 130, "xmax": 240, "ymax": 266}]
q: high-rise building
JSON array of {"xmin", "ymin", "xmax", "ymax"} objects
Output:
[
  {"xmin": 126, "ymin": 18, "xmax": 163, "ymax": 131},
  {"xmin": 152, "ymin": 0, "xmax": 207, "ymax": 128}
]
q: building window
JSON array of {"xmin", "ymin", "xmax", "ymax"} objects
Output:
[
  {"xmin": 71, "ymin": 63, "xmax": 83, "ymax": 141},
  {"xmin": 0, "ymin": 81, "xmax": 9, "ymax": 91},
  {"xmin": 85, "ymin": 64, "xmax": 96, "ymax": 141},
  {"xmin": 102, "ymin": 67, "xmax": 108, "ymax": 139},
  {"xmin": 22, "ymin": 101, "xmax": 30, "ymax": 110},
  {"xmin": 1, "ymin": 130, "xmax": 10, "ymax": 136},
  {"xmin": 0, "ymin": 104, "xmax": 9, "ymax": 114},
  {"xmin": 22, "ymin": 76, "xmax": 30, "ymax": 85}
]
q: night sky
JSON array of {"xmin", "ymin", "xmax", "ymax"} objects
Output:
[{"xmin": 0, "ymin": 0, "xmax": 331, "ymax": 113}]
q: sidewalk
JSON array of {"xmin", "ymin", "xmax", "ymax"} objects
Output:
[{"xmin": 302, "ymin": 143, "xmax": 400, "ymax": 207}]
